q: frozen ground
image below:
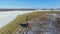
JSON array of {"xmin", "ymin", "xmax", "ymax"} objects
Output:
[
  {"xmin": 17, "ymin": 13, "xmax": 60, "ymax": 34},
  {"xmin": 29, "ymin": 13, "xmax": 60, "ymax": 34}
]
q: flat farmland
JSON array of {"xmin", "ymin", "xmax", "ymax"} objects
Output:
[{"xmin": 0, "ymin": 11, "xmax": 60, "ymax": 34}]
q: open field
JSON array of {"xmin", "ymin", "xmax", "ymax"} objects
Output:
[{"xmin": 0, "ymin": 11, "xmax": 60, "ymax": 34}]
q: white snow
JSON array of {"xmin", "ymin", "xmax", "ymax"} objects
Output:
[{"xmin": 0, "ymin": 11, "xmax": 34, "ymax": 29}]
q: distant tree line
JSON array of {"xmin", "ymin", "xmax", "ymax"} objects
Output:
[
  {"xmin": 0, "ymin": 8, "xmax": 60, "ymax": 11},
  {"xmin": 41, "ymin": 8, "xmax": 60, "ymax": 10},
  {"xmin": 0, "ymin": 9, "xmax": 36, "ymax": 11}
]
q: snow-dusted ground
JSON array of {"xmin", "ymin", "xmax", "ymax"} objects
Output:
[
  {"xmin": 0, "ymin": 11, "xmax": 34, "ymax": 29},
  {"xmin": 23, "ymin": 13, "xmax": 60, "ymax": 34},
  {"xmin": 16, "ymin": 13, "xmax": 60, "ymax": 34},
  {"xmin": 0, "ymin": 11, "xmax": 60, "ymax": 34}
]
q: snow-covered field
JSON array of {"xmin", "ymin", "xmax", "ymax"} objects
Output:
[
  {"xmin": 0, "ymin": 11, "xmax": 34, "ymax": 29},
  {"xmin": 16, "ymin": 13, "xmax": 60, "ymax": 34},
  {"xmin": 26, "ymin": 13, "xmax": 60, "ymax": 34}
]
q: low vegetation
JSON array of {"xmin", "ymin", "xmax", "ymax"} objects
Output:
[{"xmin": 0, "ymin": 11, "xmax": 60, "ymax": 34}]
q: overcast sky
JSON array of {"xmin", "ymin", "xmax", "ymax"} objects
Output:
[
  {"xmin": 0, "ymin": 11, "xmax": 34, "ymax": 28},
  {"xmin": 0, "ymin": 0, "xmax": 60, "ymax": 8}
]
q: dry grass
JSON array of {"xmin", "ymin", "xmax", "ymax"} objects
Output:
[{"xmin": 0, "ymin": 11, "xmax": 60, "ymax": 34}]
